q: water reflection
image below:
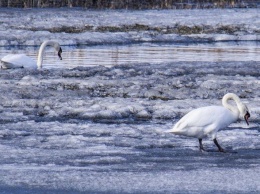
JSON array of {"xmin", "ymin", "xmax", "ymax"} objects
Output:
[{"xmin": 0, "ymin": 42, "xmax": 259, "ymax": 69}]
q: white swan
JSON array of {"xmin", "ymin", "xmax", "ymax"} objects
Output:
[
  {"xmin": 0, "ymin": 40, "xmax": 62, "ymax": 69},
  {"xmin": 167, "ymin": 93, "xmax": 250, "ymax": 152}
]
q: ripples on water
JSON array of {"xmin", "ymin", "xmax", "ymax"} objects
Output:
[{"xmin": 0, "ymin": 42, "xmax": 259, "ymax": 68}]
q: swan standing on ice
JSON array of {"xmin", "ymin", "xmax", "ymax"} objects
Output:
[
  {"xmin": 167, "ymin": 93, "xmax": 250, "ymax": 152},
  {"xmin": 0, "ymin": 40, "xmax": 62, "ymax": 69}
]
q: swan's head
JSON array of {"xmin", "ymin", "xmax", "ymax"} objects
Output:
[
  {"xmin": 52, "ymin": 42, "xmax": 62, "ymax": 60},
  {"xmin": 58, "ymin": 47, "xmax": 62, "ymax": 60},
  {"xmin": 238, "ymin": 103, "xmax": 250, "ymax": 125}
]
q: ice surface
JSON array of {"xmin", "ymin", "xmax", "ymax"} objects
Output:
[
  {"xmin": 0, "ymin": 61, "xmax": 260, "ymax": 193},
  {"xmin": 0, "ymin": 8, "xmax": 259, "ymax": 46},
  {"xmin": 0, "ymin": 8, "xmax": 260, "ymax": 194}
]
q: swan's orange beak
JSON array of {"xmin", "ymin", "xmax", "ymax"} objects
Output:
[
  {"xmin": 244, "ymin": 111, "xmax": 250, "ymax": 126},
  {"xmin": 58, "ymin": 48, "xmax": 62, "ymax": 60}
]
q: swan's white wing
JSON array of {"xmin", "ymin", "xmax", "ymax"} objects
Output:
[
  {"xmin": 1, "ymin": 54, "xmax": 36, "ymax": 69},
  {"xmin": 168, "ymin": 106, "xmax": 236, "ymax": 138}
]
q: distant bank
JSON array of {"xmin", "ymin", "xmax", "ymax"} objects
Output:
[{"xmin": 0, "ymin": 0, "xmax": 259, "ymax": 9}]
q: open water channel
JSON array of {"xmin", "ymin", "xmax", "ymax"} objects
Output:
[{"xmin": 0, "ymin": 42, "xmax": 260, "ymax": 68}]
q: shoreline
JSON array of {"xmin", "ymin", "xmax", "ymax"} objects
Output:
[{"xmin": 0, "ymin": 8, "xmax": 259, "ymax": 46}]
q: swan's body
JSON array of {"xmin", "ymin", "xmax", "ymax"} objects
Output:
[
  {"xmin": 168, "ymin": 93, "xmax": 250, "ymax": 152},
  {"xmin": 1, "ymin": 40, "xmax": 62, "ymax": 69}
]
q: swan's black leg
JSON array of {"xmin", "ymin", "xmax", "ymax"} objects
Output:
[
  {"xmin": 199, "ymin": 138, "xmax": 205, "ymax": 151},
  {"xmin": 213, "ymin": 138, "xmax": 225, "ymax": 152}
]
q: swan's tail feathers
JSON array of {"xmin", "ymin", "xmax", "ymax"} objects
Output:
[
  {"xmin": 165, "ymin": 121, "xmax": 181, "ymax": 134},
  {"xmin": 165, "ymin": 127, "xmax": 180, "ymax": 134},
  {"xmin": 165, "ymin": 129, "xmax": 174, "ymax": 133}
]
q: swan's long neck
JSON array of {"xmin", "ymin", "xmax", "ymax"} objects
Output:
[
  {"xmin": 36, "ymin": 40, "xmax": 56, "ymax": 69},
  {"xmin": 222, "ymin": 93, "xmax": 241, "ymax": 117}
]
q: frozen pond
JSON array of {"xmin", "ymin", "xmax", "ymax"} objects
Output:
[
  {"xmin": 0, "ymin": 61, "xmax": 260, "ymax": 193},
  {"xmin": 0, "ymin": 41, "xmax": 260, "ymax": 68},
  {"xmin": 0, "ymin": 8, "xmax": 260, "ymax": 194}
]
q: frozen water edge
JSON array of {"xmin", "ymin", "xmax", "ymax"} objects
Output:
[
  {"xmin": 0, "ymin": 121, "xmax": 259, "ymax": 193},
  {"xmin": 0, "ymin": 166, "xmax": 260, "ymax": 194},
  {"xmin": 0, "ymin": 61, "xmax": 259, "ymax": 122},
  {"xmin": 0, "ymin": 61, "xmax": 260, "ymax": 193},
  {"xmin": 0, "ymin": 60, "xmax": 259, "ymax": 121},
  {"xmin": 0, "ymin": 8, "xmax": 259, "ymax": 46}
]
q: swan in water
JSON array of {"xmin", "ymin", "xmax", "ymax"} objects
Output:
[
  {"xmin": 167, "ymin": 93, "xmax": 250, "ymax": 152},
  {"xmin": 0, "ymin": 40, "xmax": 62, "ymax": 69}
]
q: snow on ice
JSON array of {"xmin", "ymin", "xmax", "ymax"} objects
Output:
[
  {"xmin": 0, "ymin": 8, "xmax": 259, "ymax": 194},
  {"xmin": 0, "ymin": 8, "xmax": 259, "ymax": 46}
]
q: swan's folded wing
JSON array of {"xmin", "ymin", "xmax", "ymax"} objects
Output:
[
  {"xmin": 168, "ymin": 106, "xmax": 230, "ymax": 132},
  {"xmin": 1, "ymin": 54, "xmax": 36, "ymax": 69}
]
